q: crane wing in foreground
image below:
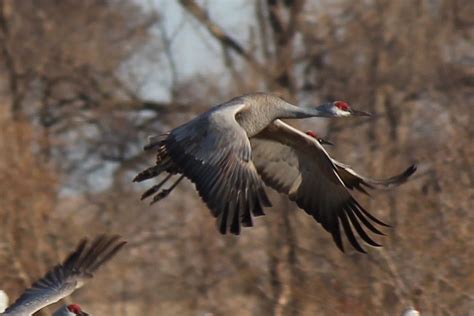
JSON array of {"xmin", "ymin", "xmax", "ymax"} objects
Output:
[
  {"xmin": 251, "ymin": 120, "xmax": 416, "ymax": 253},
  {"xmin": 135, "ymin": 101, "xmax": 271, "ymax": 234},
  {"xmin": 3, "ymin": 235, "xmax": 126, "ymax": 316}
]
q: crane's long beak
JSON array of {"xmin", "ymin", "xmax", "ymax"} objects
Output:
[
  {"xmin": 319, "ymin": 138, "xmax": 334, "ymax": 146},
  {"xmin": 350, "ymin": 109, "xmax": 372, "ymax": 116},
  {"xmin": 78, "ymin": 312, "xmax": 89, "ymax": 316}
]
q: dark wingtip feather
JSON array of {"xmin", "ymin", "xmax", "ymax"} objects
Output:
[
  {"xmin": 353, "ymin": 198, "xmax": 391, "ymax": 228},
  {"xmin": 339, "ymin": 212, "xmax": 367, "ymax": 254},
  {"xmin": 133, "ymin": 170, "xmax": 152, "ymax": 183},
  {"xmin": 251, "ymin": 195, "xmax": 266, "ymax": 217},
  {"xmin": 141, "ymin": 186, "xmax": 158, "ymax": 200},
  {"xmin": 374, "ymin": 163, "xmax": 417, "ymax": 188},
  {"xmin": 134, "ymin": 164, "xmax": 169, "ymax": 183},
  {"xmin": 217, "ymin": 206, "xmax": 229, "ymax": 235},
  {"xmin": 89, "ymin": 239, "xmax": 127, "ymax": 272},
  {"xmin": 63, "ymin": 238, "xmax": 88, "ymax": 268},
  {"xmin": 345, "ymin": 208, "xmax": 382, "ymax": 247},
  {"xmin": 407, "ymin": 163, "xmax": 417, "ymax": 174},
  {"xmin": 58, "ymin": 235, "xmax": 126, "ymax": 280},
  {"xmin": 330, "ymin": 218, "xmax": 344, "ymax": 253},
  {"xmin": 334, "ymin": 239, "xmax": 345, "ymax": 253},
  {"xmin": 133, "ymin": 172, "xmax": 146, "ymax": 183},
  {"xmin": 350, "ymin": 205, "xmax": 386, "ymax": 236},
  {"xmin": 241, "ymin": 199, "xmax": 253, "ymax": 227},
  {"xmin": 229, "ymin": 200, "xmax": 241, "ymax": 235},
  {"xmin": 397, "ymin": 164, "xmax": 417, "ymax": 183}
]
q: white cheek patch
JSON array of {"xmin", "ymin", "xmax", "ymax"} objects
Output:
[{"xmin": 335, "ymin": 108, "xmax": 351, "ymax": 116}]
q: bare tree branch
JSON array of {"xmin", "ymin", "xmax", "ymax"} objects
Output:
[{"xmin": 178, "ymin": 0, "xmax": 266, "ymax": 74}]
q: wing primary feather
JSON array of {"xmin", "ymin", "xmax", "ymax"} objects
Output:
[
  {"xmin": 369, "ymin": 164, "xmax": 417, "ymax": 187},
  {"xmin": 352, "ymin": 198, "xmax": 391, "ymax": 227},
  {"xmin": 225, "ymin": 164, "xmax": 239, "ymax": 234},
  {"xmin": 339, "ymin": 211, "xmax": 366, "ymax": 253},
  {"xmin": 218, "ymin": 204, "xmax": 229, "ymax": 234},
  {"xmin": 246, "ymin": 187, "xmax": 258, "ymax": 219},
  {"xmin": 350, "ymin": 204, "xmax": 385, "ymax": 235},
  {"xmin": 207, "ymin": 158, "xmax": 235, "ymax": 213},
  {"xmin": 230, "ymin": 196, "xmax": 241, "ymax": 235},
  {"xmin": 207, "ymin": 165, "xmax": 232, "ymax": 217},
  {"xmin": 328, "ymin": 216, "xmax": 344, "ymax": 252},
  {"xmin": 63, "ymin": 238, "xmax": 88, "ymax": 269},
  {"xmin": 133, "ymin": 164, "xmax": 167, "ymax": 182},
  {"xmin": 140, "ymin": 174, "xmax": 172, "ymax": 200},
  {"xmin": 83, "ymin": 235, "xmax": 121, "ymax": 270},
  {"xmin": 76, "ymin": 235, "xmax": 109, "ymax": 270},
  {"xmin": 69, "ymin": 238, "xmax": 99, "ymax": 271},
  {"xmin": 209, "ymin": 180, "xmax": 229, "ymax": 217},
  {"xmin": 148, "ymin": 174, "xmax": 185, "ymax": 204},
  {"xmin": 198, "ymin": 164, "xmax": 219, "ymax": 208},
  {"xmin": 241, "ymin": 188, "xmax": 253, "ymax": 227},
  {"xmin": 89, "ymin": 240, "xmax": 127, "ymax": 272},
  {"xmin": 252, "ymin": 194, "xmax": 265, "ymax": 217},
  {"xmin": 345, "ymin": 208, "xmax": 381, "ymax": 247},
  {"xmin": 353, "ymin": 164, "xmax": 417, "ymax": 189},
  {"xmin": 237, "ymin": 169, "xmax": 253, "ymax": 227}
]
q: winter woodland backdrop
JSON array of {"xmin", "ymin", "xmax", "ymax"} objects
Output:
[{"xmin": 0, "ymin": 0, "xmax": 473, "ymax": 315}]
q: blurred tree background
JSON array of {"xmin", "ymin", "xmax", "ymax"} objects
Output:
[{"xmin": 0, "ymin": 0, "xmax": 472, "ymax": 315}]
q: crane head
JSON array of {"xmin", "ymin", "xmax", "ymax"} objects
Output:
[
  {"xmin": 305, "ymin": 130, "xmax": 333, "ymax": 145},
  {"xmin": 67, "ymin": 304, "xmax": 89, "ymax": 315},
  {"xmin": 320, "ymin": 100, "xmax": 372, "ymax": 117}
]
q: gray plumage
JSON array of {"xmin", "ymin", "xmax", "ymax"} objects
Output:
[
  {"xmin": 2, "ymin": 235, "xmax": 126, "ymax": 316},
  {"xmin": 135, "ymin": 93, "xmax": 415, "ymax": 252}
]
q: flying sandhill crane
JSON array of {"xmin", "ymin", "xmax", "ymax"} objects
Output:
[
  {"xmin": 134, "ymin": 92, "xmax": 416, "ymax": 252},
  {"xmin": 1, "ymin": 235, "xmax": 126, "ymax": 316}
]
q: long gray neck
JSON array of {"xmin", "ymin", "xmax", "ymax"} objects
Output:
[
  {"xmin": 237, "ymin": 95, "xmax": 328, "ymax": 137},
  {"xmin": 275, "ymin": 101, "xmax": 326, "ymax": 119}
]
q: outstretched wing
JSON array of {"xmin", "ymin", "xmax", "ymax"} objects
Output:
[
  {"xmin": 152, "ymin": 101, "xmax": 271, "ymax": 234},
  {"xmin": 333, "ymin": 160, "xmax": 416, "ymax": 195},
  {"xmin": 3, "ymin": 235, "xmax": 126, "ymax": 316},
  {"xmin": 251, "ymin": 120, "xmax": 414, "ymax": 253}
]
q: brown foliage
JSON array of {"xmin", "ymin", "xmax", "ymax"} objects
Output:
[
  {"xmin": 0, "ymin": 0, "xmax": 473, "ymax": 315},
  {"xmin": 0, "ymin": 108, "xmax": 58, "ymax": 315}
]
